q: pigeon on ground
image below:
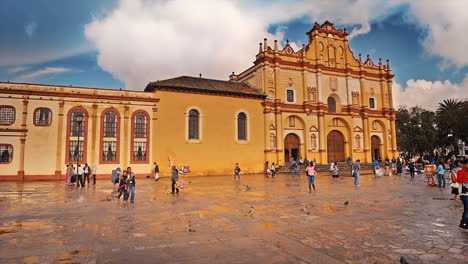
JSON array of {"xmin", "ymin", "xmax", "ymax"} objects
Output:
[
  {"xmin": 245, "ymin": 185, "xmax": 253, "ymax": 191},
  {"xmin": 344, "ymin": 200, "xmax": 349, "ymax": 205},
  {"xmin": 400, "ymin": 256, "xmax": 409, "ymax": 264},
  {"xmin": 248, "ymin": 206, "xmax": 255, "ymax": 215},
  {"xmin": 300, "ymin": 205, "xmax": 310, "ymax": 215}
]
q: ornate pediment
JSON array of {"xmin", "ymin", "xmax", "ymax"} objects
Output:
[
  {"xmin": 309, "ymin": 125, "xmax": 318, "ymax": 132},
  {"xmin": 354, "ymin": 126, "xmax": 363, "ymax": 132},
  {"xmin": 308, "ymin": 21, "xmax": 349, "ymax": 38}
]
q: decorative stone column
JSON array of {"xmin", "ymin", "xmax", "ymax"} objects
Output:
[
  {"xmin": 55, "ymin": 100, "xmax": 65, "ymax": 178},
  {"xmin": 90, "ymin": 104, "xmax": 98, "ymax": 165},
  {"xmin": 18, "ymin": 98, "xmax": 28, "ymax": 181},
  {"xmin": 317, "ymin": 111, "xmax": 326, "ymax": 164},
  {"xmin": 122, "ymin": 105, "xmax": 130, "ymax": 166}
]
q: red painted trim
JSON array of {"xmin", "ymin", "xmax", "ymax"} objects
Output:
[
  {"xmin": 65, "ymin": 106, "xmax": 89, "ymax": 164},
  {"xmin": 0, "ymin": 144, "xmax": 13, "ymax": 164},
  {"xmin": 130, "ymin": 110, "xmax": 150, "ymax": 164},
  {"xmin": 0, "ymin": 88, "xmax": 160, "ymax": 103},
  {"xmin": 33, "ymin": 107, "xmax": 53, "ymax": 126},
  {"xmin": 0, "ymin": 128, "xmax": 27, "ymax": 132},
  {"xmin": 99, "ymin": 108, "xmax": 120, "ymax": 164},
  {"xmin": 0, "ymin": 105, "xmax": 16, "ymax": 126}
]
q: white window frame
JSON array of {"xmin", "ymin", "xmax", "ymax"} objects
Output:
[{"xmin": 185, "ymin": 106, "xmax": 203, "ymax": 143}]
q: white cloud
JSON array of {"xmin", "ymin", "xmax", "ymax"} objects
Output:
[
  {"xmin": 7, "ymin": 66, "xmax": 28, "ymax": 74},
  {"xmin": 393, "ymin": 75, "xmax": 468, "ymax": 110},
  {"xmin": 25, "ymin": 22, "xmax": 37, "ymax": 38},
  {"xmin": 84, "ymin": 0, "xmax": 405, "ymax": 90},
  {"xmin": 408, "ymin": 0, "xmax": 468, "ymax": 68},
  {"xmin": 16, "ymin": 67, "xmax": 72, "ymax": 81}
]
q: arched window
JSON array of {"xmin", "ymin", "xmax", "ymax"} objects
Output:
[
  {"xmin": 237, "ymin": 112, "xmax": 247, "ymax": 140},
  {"xmin": 0, "ymin": 106, "xmax": 15, "ymax": 125},
  {"xmin": 67, "ymin": 108, "xmax": 88, "ymax": 163},
  {"xmin": 270, "ymin": 133, "xmax": 276, "ymax": 149},
  {"xmin": 188, "ymin": 109, "xmax": 199, "ymax": 140},
  {"xmin": 101, "ymin": 109, "xmax": 119, "ymax": 163},
  {"xmin": 327, "ymin": 97, "xmax": 336, "ymax": 113},
  {"xmin": 132, "ymin": 111, "xmax": 149, "ymax": 163},
  {"xmin": 0, "ymin": 144, "xmax": 13, "ymax": 163},
  {"xmin": 34, "ymin": 108, "xmax": 52, "ymax": 126}
]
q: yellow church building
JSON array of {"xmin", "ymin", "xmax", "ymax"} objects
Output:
[{"xmin": 0, "ymin": 22, "xmax": 397, "ymax": 180}]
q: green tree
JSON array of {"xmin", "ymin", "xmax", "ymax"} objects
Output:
[{"xmin": 436, "ymin": 99, "xmax": 466, "ymax": 150}]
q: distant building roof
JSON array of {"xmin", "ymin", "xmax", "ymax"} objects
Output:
[{"xmin": 145, "ymin": 76, "xmax": 265, "ymax": 99}]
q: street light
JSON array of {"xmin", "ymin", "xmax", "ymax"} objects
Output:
[{"xmin": 75, "ymin": 113, "xmax": 84, "ymax": 169}]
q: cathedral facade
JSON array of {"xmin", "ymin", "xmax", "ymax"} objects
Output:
[{"xmin": 0, "ymin": 22, "xmax": 397, "ymax": 180}]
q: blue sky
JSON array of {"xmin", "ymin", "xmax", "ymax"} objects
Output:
[{"xmin": 0, "ymin": 0, "xmax": 467, "ymax": 109}]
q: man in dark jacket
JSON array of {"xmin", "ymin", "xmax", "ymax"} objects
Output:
[{"xmin": 171, "ymin": 166, "xmax": 179, "ymax": 194}]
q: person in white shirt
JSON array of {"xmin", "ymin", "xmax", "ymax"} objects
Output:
[{"xmin": 75, "ymin": 164, "xmax": 84, "ymax": 187}]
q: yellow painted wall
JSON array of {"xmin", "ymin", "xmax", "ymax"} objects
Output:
[{"xmin": 154, "ymin": 90, "xmax": 265, "ymax": 176}]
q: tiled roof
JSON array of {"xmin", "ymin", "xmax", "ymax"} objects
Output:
[{"xmin": 144, "ymin": 76, "xmax": 265, "ymax": 99}]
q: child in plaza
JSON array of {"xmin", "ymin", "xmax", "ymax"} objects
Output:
[
  {"xmin": 234, "ymin": 163, "xmax": 241, "ymax": 180},
  {"xmin": 117, "ymin": 170, "xmax": 128, "ymax": 200},
  {"xmin": 305, "ymin": 161, "xmax": 317, "ymax": 192},
  {"xmin": 330, "ymin": 162, "xmax": 339, "ymax": 179}
]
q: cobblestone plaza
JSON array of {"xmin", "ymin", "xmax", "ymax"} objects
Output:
[{"xmin": 1, "ymin": 172, "xmax": 468, "ymax": 264}]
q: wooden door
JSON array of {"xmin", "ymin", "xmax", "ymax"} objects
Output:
[
  {"xmin": 371, "ymin": 135, "xmax": 381, "ymax": 161},
  {"xmin": 284, "ymin": 134, "xmax": 300, "ymax": 164},
  {"xmin": 327, "ymin": 130, "xmax": 345, "ymax": 162}
]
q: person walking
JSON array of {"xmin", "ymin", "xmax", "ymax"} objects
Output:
[
  {"xmin": 66, "ymin": 164, "xmax": 73, "ymax": 185},
  {"xmin": 305, "ymin": 161, "xmax": 317, "ymax": 192},
  {"xmin": 436, "ymin": 161, "xmax": 446, "ymax": 187},
  {"xmin": 171, "ymin": 166, "xmax": 179, "ymax": 194},
  {"xmin": 83, "ymin": 163, "xmax": 90, "ymax": 187},
  {"xmin": 330, "ymin": 162, "xmax": 339, "ymax": 179},
  {"xmin": 451, "ymin": 160, "xmax": 461, "ymax": 200},
  {"xmin": 92, "ymin": 164, "xmax": 97, "ymax": 185},
  {"xmin": 154, "ymin": 162, "xmax": 160, "ymax": 181},
  {"xmin": 271, "ymin": 162, "xmax": 276, "ymax": 178},
  {"xmin": 352, "ymin": 160, "xmax": 361, "ymax": 187},
  {"xmin": 76, "ymin": 164, "xmax": 84, "ymax": 187},
  {"xmin": 372, "ymin": 159, "xmax": 379, "ymax": 176},
  {"xmin": 126, "ymin": 167, "xmax": 136, "ymax": 203},
  {"xmin": 396, "ymin": 159, "xmax": 403, "ymax": 175},
  {"xmin": 290, "ymin": 158, "xmax": 299, "ymax": 177},
  {"xmin": 408, "ymin": 160, "xmax": 415, "ymax": 179},
  {"xmin": 234, "ymin": 163, "xmax": 241, "ymax": 180},
  {"xmin": 456, "ymin": 158, "xmax": 468, "ymax": 230}
]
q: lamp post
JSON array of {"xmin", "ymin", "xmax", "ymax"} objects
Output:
[{"xmin": 75, "ymin": 113, "xmax": 84, "ymax": 169}]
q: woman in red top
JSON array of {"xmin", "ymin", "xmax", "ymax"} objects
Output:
[{"xmin": 456, "ymin": 159, "xmax": 468, "ymax": 230}]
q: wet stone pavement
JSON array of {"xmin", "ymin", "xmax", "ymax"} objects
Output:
[{"xmin": 1, "ymin": 172, "xmax": 468, "ymax": 264}]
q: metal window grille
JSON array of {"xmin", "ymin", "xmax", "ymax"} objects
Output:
[
  {"xmin": 70, "ymin": 110, "xmax": 85, "ymax": 137},
  {"xmin": 133, "ymin": 141, "xmax": 147, "ymax": 161},
  {"xmin": 0, "ymin": 145, "xmax": 13, "ymax": 163},
  {"xmin": 0, "ymin": 106, "xmax": 15, "ymax": 125},
  {"xmin": 134, "ymin": 113, "xmax": 147, "ymax": 138},
  {"xmin": 34, "ymin": 108, "xmax": 52, "ymax": 126},
  {"xmin": 103, "ymin": 111, "xmax": 117, "ymax": 138},
  {"xmin": 188, "ymin": 109, "xmax": 199, "ymax": 139},
  {"xmin": 68, "ymin": 140, "xmax": 83, "ymax": 162},
  {"xmin": 286, "ymin": 90, "xmax": 294, "ymax": 102},
  {"xmin": 237, "ymin": 113, "xmax": 247, "ymax": 140},
  {"xmin": 102, "ymin": 141, "xmax": 117, "ymax": 162},
  {"xmin": 327, "ymin": 97, "xmax": 336, "ymax": 113}
]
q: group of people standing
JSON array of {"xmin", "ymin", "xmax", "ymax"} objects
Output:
[
  {"xmin": 112, "ymin": 167, "xmax": 136, "ymax": 203},
  {"xmin": 65, "ymin": 163, "xmax": 97, "ymax": 187}
]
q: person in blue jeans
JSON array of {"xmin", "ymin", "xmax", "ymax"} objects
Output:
[
  {"xmin": 436, "ymin": 161, "xmax": 446, "ymax": 187},
  {"xmin": 352, "ymin": 159, "xmax": 361, "ymax": 187},
  {"xmin": 305, "ymin": 162, "xmax": 317, "ymax": 192},
  {"xmin": 126, "ymin": 167, "xmax": 136, "ymax": 203}
]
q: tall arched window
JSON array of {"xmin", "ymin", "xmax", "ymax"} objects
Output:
[
  {"xmin": 237, "ymin": 112, "xmax": 247, "ymax": 140},
  {"xmin": 66, "ymin": 108, "xmax": 88, "ymax": 163},
  {"xmin": 100, "ymin": 109, "xmax": 119, "ymax": 163},
  {"xmin": 188, "ymin": 109, "xmax": 199, "ymax": 140},
  {"xmin": 132, "ymin": 111, "xmax": 149, "ymax": 163},
  {"xmin": 327, "ymin": 97, "xmax": 336, "ymax": 113}
]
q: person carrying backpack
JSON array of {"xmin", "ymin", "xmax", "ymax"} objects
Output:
[{"xmin": 234, "ymin": 163, "xmax": 241, "ymax": 180}]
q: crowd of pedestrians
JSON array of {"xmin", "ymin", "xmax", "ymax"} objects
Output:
[{"xmin": 65, "ymin": 163, "xmax": 97, "ymax": 187}]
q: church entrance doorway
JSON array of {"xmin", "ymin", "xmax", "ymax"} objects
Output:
[
  {"xmin": 284, "ymin": 133, "xmax": 300, "ymax": 163},
  {"xmin": 327, "ymin": 130, "xmax": 345, "ymax": 162},
  {"xmin": 371, "ymin": 135, "xmax": 381, "ymax": 161}
]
